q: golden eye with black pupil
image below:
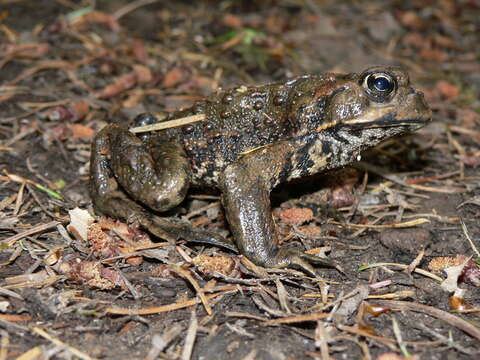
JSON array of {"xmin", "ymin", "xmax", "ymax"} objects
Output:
[{"xmin": 362, "ymin": 72, "xmax": 396, "ymax": 103}]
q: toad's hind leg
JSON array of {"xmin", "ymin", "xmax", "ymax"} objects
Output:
[{"xmin": 90, "ymin": 124, "xmax": 237, "ymax": 252}]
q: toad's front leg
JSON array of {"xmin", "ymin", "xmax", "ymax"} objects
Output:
[{"xmin": 219, "ymin": 141, "xmax": 337, "ymax": 275}]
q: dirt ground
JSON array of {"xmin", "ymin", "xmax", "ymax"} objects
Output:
[{"xmin": 1, "ymin": 1, "xmax": 480, "ymax": 359}]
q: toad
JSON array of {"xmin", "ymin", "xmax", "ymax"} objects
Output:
[{"xmin": 90, "ymin": 66, "xmax": 431, "ymax": 274}]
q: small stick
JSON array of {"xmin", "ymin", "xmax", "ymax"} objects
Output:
[
  {"xmin": 171, "ymin": 266, "xmax": 212, "ymax": 315},
  {"xmin": 1, "ymin": 220, "xmax": 60, "ymax": 246},
  {"xmin": 460, "ymin": 219, "xmax": 480, "ymax": 257},
  {"xmin": 130, "ymin": 114, "xmax": 206, "ymax": 133}
]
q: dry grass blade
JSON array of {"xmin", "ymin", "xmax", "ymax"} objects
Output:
[
  {"xmin": 185, "ymin": 201, "xmax": 221, "ymax": 219},
  {"xmin": 404, "ymin": 171, "xmax": 460, "ymax": 184},
  {"xmin": 241, "ymin": 349, "xmax": 258, "ymax": 360},
  {"xmin": 4, "ymin": 172, "xmax": 63, "ymax": 200},
  {"xmin": 367, "ymin": 290, "xmax": 415, "ymax": 300},
  {"xmin": 263, "ymin": 312, "xmax": 329, "ymax": 325},
  {"xmin": 240, "ymin": 256, "xmax": 269, "ymax": 277},
  {"xmin": 309, "ymin": 287, "xmax": 362, "ymax": 312},
  {"xmin": 275, "ymin": 279, "xmax": 291, "ymax": 314},
  {"xmin": 315, "ymin": 320, "xmax": 331, "ymax": 360},
  {"xmin": 129, "ymin": 114, "xmax": 206, "ymax": 133},
  {"xmin": 0, "ymin": 287, "xmax": 23, "ymax": 300},
  {"xmin": 171, "ymin": 266, "xmax": 212, "ymax": 315},
  {"xmin": 408, "ymin": 249, "xmax": 425, "ymax": 273},
  {"xmin": 8, "ymin": 60, "xmax": 72, "ymax": 86},
  {"xmin": 391, "ymin": 315, "xmax": 411, "ymax": 357},
  {"xmin": 359, "ymin": 262, "xmax": 443, "ymax": 282},
  {"xmin": 408, "ymin": 183, "xmax": 466, "ymax": 193},
  {"xmin": 1, "ymin": 220, "xmax": 60, "ymax": 247},
  {"xmin": 105, "ymin": 287, "xmax": 236, "ymax": 315},
  {"xmin": 181, "ymin": 311, "xmax": 198, "ymax": 360},
  {"xmin": 448, "ymin": 125, "xmax": 480, "ymax": 143},
  {"xmin": 14, "ymin": 346, "xmax": 43, "ymax": 360},
  {"xmin": 18, "ymin": 99, "xmax": 70, "ymax": 109},
  {"xmin": 0, "ymin": 314, "xmax": 32, "ymax": 322},
  {"xmin": 357, "ymin": 162, "xmax": 467, "ymax": 193},
  {"xmin": 374, "ymin": 300, "xmax": 480, "ymax": 341},
  {"xmin": 460, "ymin": 219, "xmax": 480, "ymax": 257},
  {"xmin": 31, "ymin": 327, "xmax": 96, "ymax": 360},
  {"xmin": 329, "ymin": 218, "xmax": 430, "ymax": 229},
  {"xmin": 112, "ymin": 0, "xmax": 161, "ymax": 20},
  {"xmin": 0, "ymin": 318, "xmax": 28, "ymax": 334},
  {"xmin": 337, "ymin": 324, "xmax": 397, "ymax": 351},
  {"xmin": 331, "ymin": 336, "xmax": 372, "ymax": 360},
  {"xmin": 0, "ymin": 330, "xmax": 8, "ymax": 360},
  {"xmin": 145, "ymin": 324, "xmax": 183, "ymax": 360},
  {"xmin": 3, "ymin": 273, "xmax": 60, "ymax": 290},
  {"xmin": 224, "ymin": 311, "xmax": 268, "ymax": 321}
]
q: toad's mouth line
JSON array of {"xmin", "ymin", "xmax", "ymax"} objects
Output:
[
  {"xmin": 342, "ymin": 112, "xmax": 431, "ymax": 129},
  {"xmin": 347, "ymin": 118, "xmax": 428, "ymax": 130},
  {"xmin": 315, "ymin": 111, "xmax": 431, "ymax": 133}
]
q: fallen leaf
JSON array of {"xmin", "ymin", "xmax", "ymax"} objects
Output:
[
  {"xmin": 297, "ymin": 224, "xmax": 322, "ymax": 238},
  {"xmin": 45, "ymin": 100, "xmax": 90, "ymax": 122},
  {"xmin": 456, "ymin": 108, "xmax": 479, "ymax": 128},
  {"xmin": 96, "ymin": 72, "xmax": 137, "ymax": 98},
  {"xmin": 68, "ymin": 10, "xmax": 121, "ymax": 32},
  {"xmin": 192, "ymin": 254, "xmax": 238, "ymax": 277},
  {"xmin": 396, "ymin": 11, "xmax": 425, "ymax": 30},
  {"xmin": 449, "ymin": 294, "xmax": 473, "ymax": 311},
  {"xmin": 66, "ymin": 260, "xmax": 126, "ymax": 290},
  {"xmin": 87, "ymin": 218, "xmax": 152, "ymax": 265},
  {"xmin": 43, "ymin": 247, "xmax": 63, "ymax": 266},
  {"xmin": 133, "ymin": 64, "xmax": 152, "ymax": 84},
  {"xmin": 401, "ymin": 32, "xmax": 426, "ymax": 49},
  {"xmin": 222, "ymin": 14, "xmax": 243, "ymax": 29},
  {"xmin": 132, "ymin": 39, "xmax": 148, "ymax": 63},
  {"xmin": 70, "ymin": 124, "xmax": 95, "ymax": 138},
  {"xmin": 420, "ymin": 48, "xmax": 448, "ymax": 62},
  {"xmin": 162, "ymin": 67, "xmax": 189, "ymax": 88},
  {"xmin": 436, "ymin": 80, "xmax": 460, "ymax": 99},
  {"xmin": 363, "ymin": 303, "xmax": 390, "ymax": 317},
  {"xmin": 459, "ymin": 260, "xmax": 480, "ymax": 287},
  {"xmin": 277, "ymin": 207, "xmax": 314, "ymax": 225},
  {"xmin": 67, "ymin": 207, "xmax": 95, "ymax": 242},
  {"xmin": 433, "ymin": 34, "xmax": 457, "ymax": 49}
]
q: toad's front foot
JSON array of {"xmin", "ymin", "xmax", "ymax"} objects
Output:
[
  {"xmin": 133, "ymin": 212, "xmax": 238, "ymax": 252},
  {"xmin": 273, "ymin": 248, "xmax": 342, "ymax": 277}
]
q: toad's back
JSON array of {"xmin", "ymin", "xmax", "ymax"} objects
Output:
[{"xmin": 147, "ymin": 73, "xmax": 343, "ymax": 185}]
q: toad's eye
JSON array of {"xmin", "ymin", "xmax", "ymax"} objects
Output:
[{"xmin": 362, "ymin": 72, "xmax": 396, "ymax": 102}]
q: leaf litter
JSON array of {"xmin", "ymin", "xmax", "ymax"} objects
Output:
[{"xmin": 0, "ymin": 1, "xmax": 479, "ymax": 359}]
